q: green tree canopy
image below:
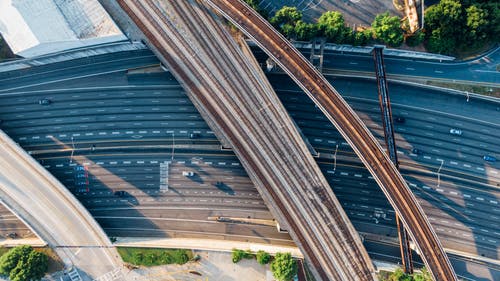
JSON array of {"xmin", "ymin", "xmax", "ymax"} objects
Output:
[
  {"xmin": 465, "ymin": 5, "xmax": 489, "ymax": 42},
  {"xmin": 256, "ymin": 250, "xmax": 271, "ymax": 265},
  {"xmin": 0, "ymin": 245, "xmax": 48, "ymax": 281},
  {"xmin": 353, "ymin": 29, "xmax": 373, "ymax": 46},
  {"xmin": 270, "ymin": 252, "xmax": 297, "ymax": 281},
  {"xmin": 317, "ymin": 11, "xmax": 351, "ymax": 43},
  {"xmin": 270, "ymin": 7, "xmax": 302, "ymax": 28},
  {"xmin": 371, "ymin": 12, "xmax": 404, "ymax": 47},
  {"xmin": 424, "ymin": 0, "xmax": 462, "ymax": 54},
  {"xmin": 243, "ymin": 0, "xmax": 268, "ymax": 19},
  {"xmin": 294, "ymin": 20, "xmax": 318, "ymax": 41}
]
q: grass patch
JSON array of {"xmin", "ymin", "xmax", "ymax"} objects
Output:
[
  {"xmin": 117, "ymin": 247, "xmax": 193, "ymax": 267},
  {"xmin": 426, "ymin": 81, "xmax": 499, "ymax": 98}
]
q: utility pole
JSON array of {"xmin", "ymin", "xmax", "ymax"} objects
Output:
[{"xmin": 437, "ymin": 159, "xmax": 444, "ymax": 188}]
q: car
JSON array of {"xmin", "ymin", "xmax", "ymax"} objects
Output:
[
  {"xmin": 74, "ymin": 166, "xmax": 86, "ymax": 171},
  {"xmin": 483, "ymin": 155, "xmax": 497, "ymax": 162},
  {"xmin": 394, "ymin": 116, "xmax": 406, "ymax": 123},
  {"xmin": 182, "ymin": 171, "xmax": 194, "ymax": 177},
  {"xmin": 449, "ymin": 128, "xmax": 462, "ymax": 136},
  {"xmin": 38, "ymin": 98, "xmax": 51, "ymax": 105},
  {"xmin": 76, "ymin": 180, "xmax": 88, "ymax": 186},
  {"xmin": 189, "ymin": 133, "xmax": 200, "ymax": 139},
  {"xmin": 114, "ymin": 190, "xmax": 127, "ymax": 197},
  {"xmin": 412, "ymin": 148, "xmax": 422, "ymax": 155}
]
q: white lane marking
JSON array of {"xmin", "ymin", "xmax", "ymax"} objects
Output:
[
  {"xmin": 450, "ymin": 161, "xmax": 458, "ymax": 165},
  {"xmin": 463, "ymin": 164, "xmax": 471, "ymax": 168},
  {"xmin": 435, "ymin": 70, "xmax": 444, "ymax": 73},
  {"xmin": 99, "ymin": 132, "xmax": 107, "ymax": 135},
  {"xmin": 406, "ymin": 67, "xmax": 415, "ymax": 70},
  {"xmin": 463, "ymin": 194, "xmax": 471, "ymax": 198},
  {"xmin": 424, "ymin": 156, "xmax": 431, "ymax": 159}
]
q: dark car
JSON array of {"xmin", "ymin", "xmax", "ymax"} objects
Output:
[
  {"xmin": 412, "ymin": 148, "xmax": 422, "ymax": 155},
  {"xmin": 395, "ymin": 116, "xmax": 406, "ymax": 123},
  {"xmin": 189, "ymin": 133, "xmax": 200, "ymax": 139},
  {"xmin": 114, "ymin": 190, "xmax": 128, "ymax": 197},
  {"xmin": 38, "ymin": 98, "xmax": 51, "ymax": 105}
]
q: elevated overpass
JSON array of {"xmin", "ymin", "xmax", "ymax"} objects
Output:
[
  {"xmin": 117, "ymin": 0, "xmax": 375, "ymax": 280},
  {"xmin": 0, "ymin": 130, "xmax": 122, "ymax": 279},
  {"xmin": 202, "ymin": 0, "xmax": 457, "ymax": 280}
]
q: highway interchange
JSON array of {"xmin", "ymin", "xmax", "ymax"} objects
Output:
[
  {"xmin": 118, "ymin": 1, "xmax": 375, "ymax": 279},
  {"xmin": 0, "ymin": 8, "xmax": 498, "ymax": 277},
  {"xmin": 0, "ymin": 42, "xmax": 498, "ymax": 279}
]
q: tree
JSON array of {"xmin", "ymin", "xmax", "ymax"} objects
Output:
[
  {"xmin": 353, "ymin": 29, "xmax": 373, "ymax": 46},
  {"xmin": 270, "ymin": 252, "xmax": 297, "ymax": 281},
  {"xmin": 243, "ymin": 0, "xmax": 269, "ymax": 19},
  {"xmin": 388, "ymin": 268, "xmax": 412, "ymax": 281},
  {"xmin": 413, "ymin": 267, "xmax": 432, "ymax": 281},
  {"xmin": 0, "ymin": 245, "xmax": 33, "ymax": 275},
  {"xmin": 465, "ymin": 5, "xmax": 489, "ymax": 43},
  {"xmin": 256, "ymin": 250, "xmax": 271, "ymax": 265},
  {"xmin": 0, "ymin": 245, "xmax": 48, "ymax": 281},
  {"xmin": 317, "ymin": 11, "xmax": 351, "ymax": 44},
  {"xmin": 423, "ymin": 0, "xmax": 463, "ymax": 53},
  {"xmin": 294, "ymin": 20, "xmax": 318, "ymax": 41},
  {"xmin": 426, "ymin": 27, "xmax": 455, "ymax": 54},
  {"xmin": 270, "ymin": 7, "xmax": 302, "ymax": 29},
  {"xmin": 371, "ymin": 12, "xmax": 404, "ymax": 47},
  {"xmin": 405, "ymin": 30, "xmax": 425, "ymax": 47}
]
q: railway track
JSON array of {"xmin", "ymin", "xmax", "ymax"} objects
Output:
[
  {"xmin": 117, "ymin": 0, "xmax": 375, "ymax": 279},
  {"xmin": 202, "ymin": 0, "xmax": 458, "ymax": 280}
]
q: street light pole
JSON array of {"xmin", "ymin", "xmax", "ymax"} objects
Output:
[
  {"xmin": 437, "ymin": 159, "xmax": 444, "ymax": 188},
  {"xmin": 171, "ymin": 132, "xmax": 175, "ymax": 161},
  {"xmin": 70, "ymin": 136, "xmax": 75, "ymax": 164},
  {"xmin": 333, "ymin": 144, "xmax": 338, "ymax": 174}
]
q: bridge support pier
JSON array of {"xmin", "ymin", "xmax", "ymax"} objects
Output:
[{"xmin": 373, "ymin": 46, "xmax": 414, "ymax": 274}]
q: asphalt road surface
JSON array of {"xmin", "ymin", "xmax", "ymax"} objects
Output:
[{"xmin": 0, "ymin": 47, "xmax": 498, "ymax": 278}]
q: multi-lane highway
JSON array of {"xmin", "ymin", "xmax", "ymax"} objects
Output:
[
  {"xmin": 204, "ymin": 0, "xmax": 457, "ymax": 279},
  {"xmin": 251, "ymin": 44, "xmax": 500, "ymax": 86},
  {"xmin": 0, "ymin": 43, "xmax": 498, "ymax": 279},
  {"xmin": 117, "ymin": 0, "xmax": 375, "ymax": 280}
]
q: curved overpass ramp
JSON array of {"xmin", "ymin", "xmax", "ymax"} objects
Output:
[
  {"xmin": 202, "ymin": 1, "xmax": 457, "ymax": 280},
  {"xmin": 0, "ymin": 130, "xmax": 122, "ymax": 279}
]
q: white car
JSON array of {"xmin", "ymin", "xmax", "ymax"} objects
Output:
[{"xmin": 449, "ymin": 128, "xmax": 462, "ymax": 136}]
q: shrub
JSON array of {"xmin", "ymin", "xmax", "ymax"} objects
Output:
[
  {"xmin": 270, "ymin": 252, "xmax": 297, "ymax": 281},
  {"xmin": 232, "ymin": 249, "xmax": 245, "ymax": 263},
  {"xmin": 256, "ymin": 250, "xmax": 271, "ymax": 265}
]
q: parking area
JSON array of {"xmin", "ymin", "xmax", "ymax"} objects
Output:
[{"xmin": 259, "ymin": 0, "xmax": 401, "ymax": 27}]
